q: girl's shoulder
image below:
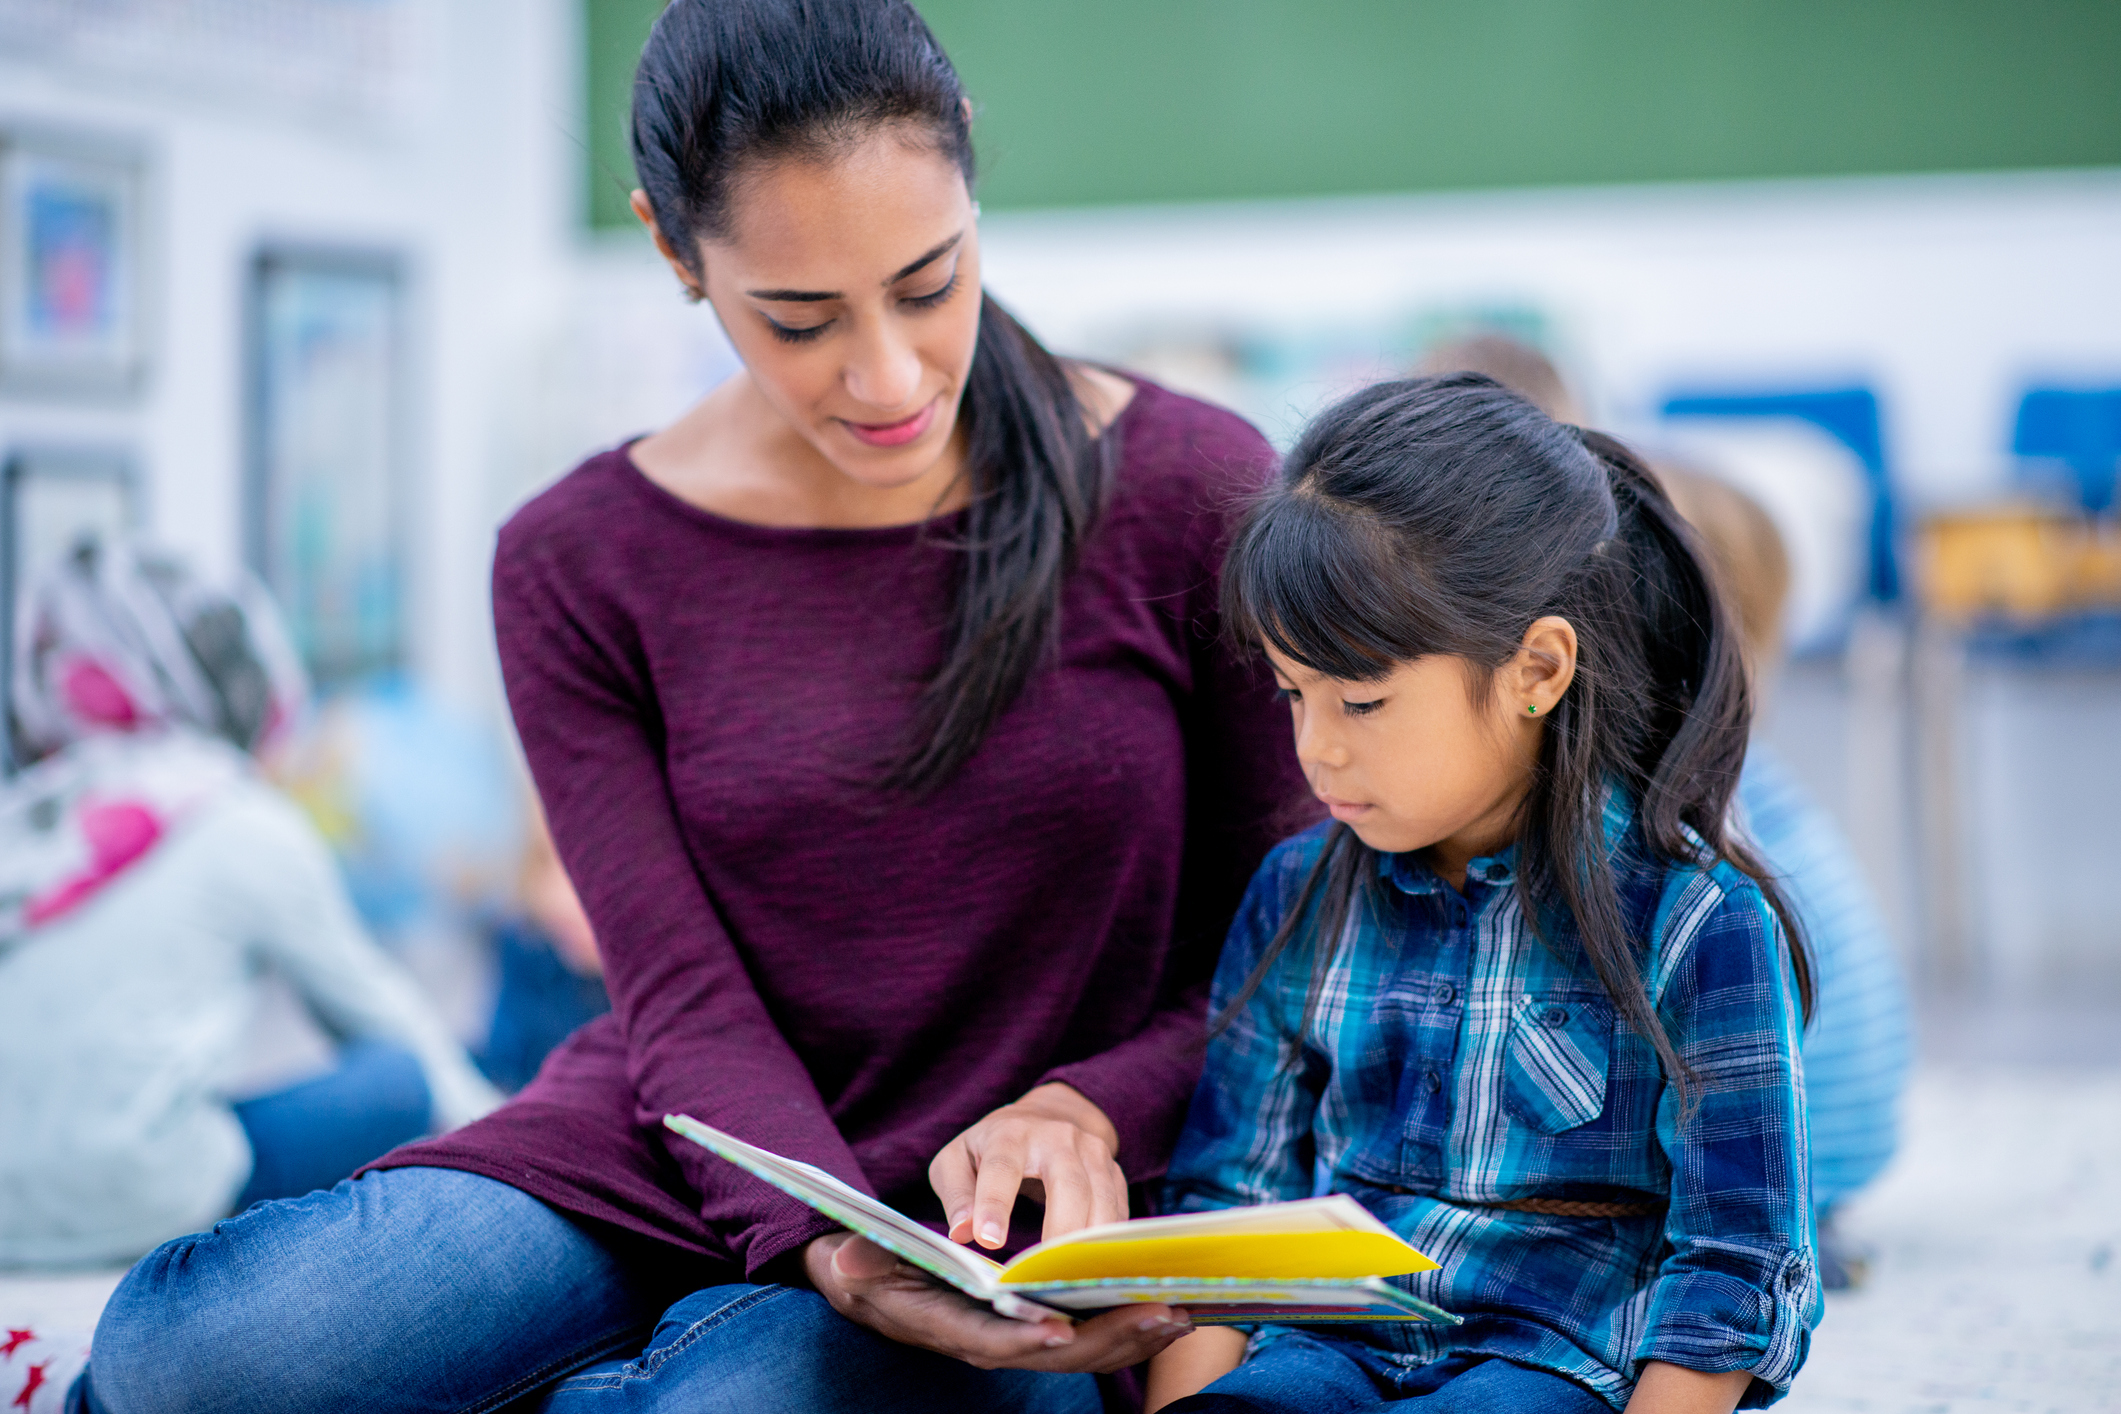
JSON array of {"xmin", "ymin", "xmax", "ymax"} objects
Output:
[{"xmin": 1637, "ymin": 846, "xmax": 1786, "ymax": 1006}]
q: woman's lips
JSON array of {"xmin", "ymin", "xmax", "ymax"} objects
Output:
[
  {"xmin": 1318, "ymin": 793, "xmax": 1371, "ymax": 820},
  {"xmin": 841, "ymin": 397, "xmax": 938, "ymax": 448}
]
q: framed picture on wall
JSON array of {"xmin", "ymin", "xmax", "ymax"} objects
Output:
[
  {"xmin": 0, "ymin": 130, "xmax": 146, "ymax": 395},
  {"xmin": 1, "ymin": 444, "xmax": 141, "ymax": 771},
  {"xmin": 246, "ymin": 246, "xmax": 407, "ymax": 689}
]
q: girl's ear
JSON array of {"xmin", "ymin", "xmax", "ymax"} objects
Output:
[{"xmin": 1508, "ymin": 615, "xmax": 1579, "ymax": 718}]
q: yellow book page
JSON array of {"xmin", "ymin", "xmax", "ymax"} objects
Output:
[{"xmin": 998, "ymin": 1229, "xmax": 1437, "ymax": 1283}]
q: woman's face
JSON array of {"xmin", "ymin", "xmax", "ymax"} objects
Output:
[{"xmin": 649, "ymin": 127, "xmax": 982, "ymax": 493}]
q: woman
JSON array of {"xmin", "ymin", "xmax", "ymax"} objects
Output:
[
  {"xmin": 79, "ymin": 2, "xmax": 1304, "ymax": 1411},
  {"xmin": 0, "ymin": 537, "xmax": 498, "ymax": 1269}
]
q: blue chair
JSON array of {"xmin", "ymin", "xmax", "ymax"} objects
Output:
[
  {"xmin": 2011, "ymin": 387, "xmax": 2121, "ymax": 515},
  {"xmin": 1660, "ymin": 387, "xmax": 1899, "ymax": 606}
]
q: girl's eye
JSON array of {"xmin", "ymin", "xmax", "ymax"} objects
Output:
[
  {"xmin": 901, "ymin": 271, "xmax": 960, "ymax": 310},
  {"xmin": 764, "ymin": 316, "xmax": 832, "ymax": 345},
  {"xmin": 1342, "ymin": 697, "xmax": 1385, "ymax": 717},
  {"xmin": 1273, "ymin": 686, "xmax": 1301, "ymax": 705}
]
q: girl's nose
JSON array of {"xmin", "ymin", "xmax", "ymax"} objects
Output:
[{"xmin": 843, "ymin": 325, "xmax": 923, "ymax": 412}]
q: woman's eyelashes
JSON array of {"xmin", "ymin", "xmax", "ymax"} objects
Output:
[
  {"xmin": 763, "ymin": 315, "xmax": 831, "ymax": 345},
  {"xmin": 1342, "ymin": 697, "xmax": 1385, "ymax": 717},
  {"xmin": 758, "ymin": 270, "xmax": 962, "ymax": 345},
  {"xmin": 901, "ymin": 270, "xmax": 961, "ymax": 310}
]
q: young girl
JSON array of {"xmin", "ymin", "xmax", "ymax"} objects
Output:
[{"xmin": 1145, "ymin": 375, "xmax": 1820, "ymax": 1413}]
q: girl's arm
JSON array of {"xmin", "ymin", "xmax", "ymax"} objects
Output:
[
  {"xmin": 1144, "ymin": 1328, "xmax": 1249, "ymax": 1412},
  {"xmin": 1635, "ymin": 877, "xmax": 1821, "ymax": 1400},
  {"xmin": 1625, "ymin": 1364, "xmax": 1752, "ymax": 1414}
]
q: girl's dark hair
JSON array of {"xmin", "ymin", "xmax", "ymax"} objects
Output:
[
  {"xmin": 1217, "ymin": 374, "xmax": 1813, "ymax": 1104},
  {"xmin": 631, "ymin": 0, "xmax": 1110, "ymax": 791}
]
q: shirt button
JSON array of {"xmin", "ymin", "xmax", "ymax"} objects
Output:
[
  {"xmin": 1434, "ymin": 981, "xmax": 1458, "ymax": 1006},
  {"xmin": 1484, "ymin": 863, "xmax": 1509, "ymax": 883},
  {"xmin": 1543, "ymin": 1006, "xmax": 1570, "ymax": 1028},
  {"xmin": 1423, "ymin": 1068, "xmax": 1444, "ymax": 1094}
]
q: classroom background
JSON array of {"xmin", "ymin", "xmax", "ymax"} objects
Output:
[{"xmin": 1, "ymin": 3, "xmax": 2117, "ymax": 1408}]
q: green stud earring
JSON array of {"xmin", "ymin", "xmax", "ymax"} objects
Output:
[{"xmin": 1526, "ymin": 704, "xmax": 1539, "ymax": 715}]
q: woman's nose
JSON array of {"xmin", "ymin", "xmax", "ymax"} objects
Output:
[{"xmin": 843, "ymin": 324, "xmax": 923, "ymax": 412}]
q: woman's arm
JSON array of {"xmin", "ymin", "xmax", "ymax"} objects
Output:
[
  {"xmin": 495, "ymin": 536, "xmax": 857, "ymax": 1275},
  {"xmin": 1144, "ymin": 1328, "xmax": 1248, "ymax": 1412}
]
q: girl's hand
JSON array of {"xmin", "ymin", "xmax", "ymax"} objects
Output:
[
  {"xmin": 929, "ymin": 1083, "xmax": 1128, "ymax": 1247},
  {"xmin": 802, "ymin": 1233, "xmax": 1191, "ymax": 1373}
]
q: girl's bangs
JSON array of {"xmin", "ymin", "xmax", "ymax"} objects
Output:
[{"xmin": 1230, "ymin": 493, "xmax": 1438, "ymax": 681}]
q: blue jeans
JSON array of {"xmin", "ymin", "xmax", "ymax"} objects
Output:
[
  {"xmin": 229, "ymin": 1040, "xmax": 432, "ymax": 1210},
  {"xmin": 1166, "ymin": 1331, "xmax": 1613, "ymax": 1413},
  {"xmin": 77, "ymin": 1166, "xmax": 1101, "ymax": 1414}
]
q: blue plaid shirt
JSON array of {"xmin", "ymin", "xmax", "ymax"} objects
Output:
[{"xmin": 1165, "ymin": 801, "xmax": 1819, "ymax": 1409}]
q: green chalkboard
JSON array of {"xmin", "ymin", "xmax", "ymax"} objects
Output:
[{"xmin": 584, "ymin": 0, "xmax": 2121, "ymax": 228}]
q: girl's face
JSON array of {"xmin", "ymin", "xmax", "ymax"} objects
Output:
[
  {"xmin": 637, "ymin": 127, "xmax": 982, "ymax": 495},
  {"xmin": 1264, "ymin": 618, "xmax": 1578, "ymax": 867}
]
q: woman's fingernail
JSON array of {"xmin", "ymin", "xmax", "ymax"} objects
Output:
[
  {"xmin": 979, "ymin": 1222, "xmax": 1004, "ymax": 1246},
  {"xmin": 950, "ymin": 1209, "xmax": 970, "ymax": 1232}
]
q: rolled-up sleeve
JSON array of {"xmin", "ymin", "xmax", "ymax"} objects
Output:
[{"xmin": 1637, "ymin": 877, "xmax": 1821, "ymax": 1406}]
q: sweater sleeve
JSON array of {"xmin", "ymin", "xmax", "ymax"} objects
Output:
[
  {"xmin": 224, "ymin": 785, "xmax": 503, "ymax": 1131},
  {"xmin": 492, "ymin": 531, "xmax": 851, "ymax": 1277},
  {"xmin": 1039, "ymin": 406, "xmax": 1310, "ymax": 1181}
]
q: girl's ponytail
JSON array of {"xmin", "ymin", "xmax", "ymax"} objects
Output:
[{"xmin": 1580, "ymin": 430, "xmax": 1815, "ymax": 1024}]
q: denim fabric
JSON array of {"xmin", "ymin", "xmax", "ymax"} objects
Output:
[
  {"xmin": 1166, "ymin": 1332, "xmax": 1611, "ymax": 1413},
  {"xmin": 539, "ymin": 1284, "xmax": 1099, "ymax": 1414},
  {"xmin": 230, "ymin": 1041, "xmax": 432, "ymax": 1209},
  {"xmin": 76, "ymin": 1166, "xmax": 1101, "ymax": 1414},
  {"xmin": 1165, "ymin": 797, "xmax": 1818, "ymax": 1409}
]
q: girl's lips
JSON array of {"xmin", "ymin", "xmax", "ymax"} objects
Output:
[
  {"xmin": 1319, "ymin": 794, "xmax": 1371, "ymax": 820},
  {"xmin": 841, "ymin": 398, "xmax": 938, "ymax": 448}
]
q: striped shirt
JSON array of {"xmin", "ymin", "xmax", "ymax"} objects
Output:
[
  {"xmin": 1164, "ymin": 797, "xmax": 1819, "ymax": 1409},
  {"xmin": 1740, "ymin": 747, "xmax": 1911, "ymax": 1213}
]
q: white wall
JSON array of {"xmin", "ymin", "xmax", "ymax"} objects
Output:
[
  {"xmin": 0, "ymin": 0, "xmax": 578, "ymax": 714},
  {"xmin": 977, "ymin": 170, "xmax": 2121, "ymax": 509}
]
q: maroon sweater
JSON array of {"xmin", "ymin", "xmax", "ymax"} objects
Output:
[{"xmin": 375, "ymin": 380, "xmax": 1307, "ymax": 1277}]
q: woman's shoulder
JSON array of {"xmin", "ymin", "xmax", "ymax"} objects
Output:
[
  {"xmin": 1107, "ymin": 375, "xmax": 1279, "ymax": 503},
  {"xmin": 496, "ymin": 444, "xmax": 645, "ymax": 567}
]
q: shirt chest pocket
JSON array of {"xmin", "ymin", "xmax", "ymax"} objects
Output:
[{"xmin": 1501, "ymin": 991, "xmax": 1613, "ymax": 1134}]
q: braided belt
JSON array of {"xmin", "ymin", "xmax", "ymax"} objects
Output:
[
  {"xmin": 1384, "ymin": 1187, "xmax": 1663, "ymax": 1218},
  {"xmin": 1477, "ymin": 1196, "xmax": 1664, "ymax": 1218}
]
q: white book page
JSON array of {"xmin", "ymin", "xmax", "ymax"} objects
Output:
[{"xmin": 662, "ymin": 1115, "xmax": 1000, "ymax": 1297}]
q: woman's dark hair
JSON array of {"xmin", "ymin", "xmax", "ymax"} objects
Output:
[
  {"xmin": 632, "ymin": 0, "xmax": 1110, "ymax": 791},
  {"xmin": 1216, "ymin": 374, "xmax": 1813, "ymax": 1105}
]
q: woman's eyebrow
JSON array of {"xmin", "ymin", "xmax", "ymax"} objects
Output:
[{"xmin": 745, "ymin": 232, "xmax": 963, "ymax": 302}]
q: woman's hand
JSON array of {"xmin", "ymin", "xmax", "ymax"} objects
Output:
[
  {"xmin": 929, "ymin": 1083, "xmax": 1128, "ymax": 1247},
  {"xmin": 803, "ymin": 1233, "xmax": 1191, "ymax": 1373}
]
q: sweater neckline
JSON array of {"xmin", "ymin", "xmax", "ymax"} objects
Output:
[{"xmin": 614, "ymin": 375, "xmax": 1155, "ymax": 545}]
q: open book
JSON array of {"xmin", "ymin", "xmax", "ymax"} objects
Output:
[{"xmin": 664, "ymin": 1113, "xmax": 1459, "ymax": 1326}]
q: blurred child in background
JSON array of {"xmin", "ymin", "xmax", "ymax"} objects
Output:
[
  {"xmin": 477, "ymin": 798, "xmax": 609, "ymax": 1093},
  {"xmin": 0, "ymin": 537, "xmax": 500, "ymax": 1275},
  {"xmin": 1417, "ymin": 332, "xmax": 1912, "ymax": 1287}
]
